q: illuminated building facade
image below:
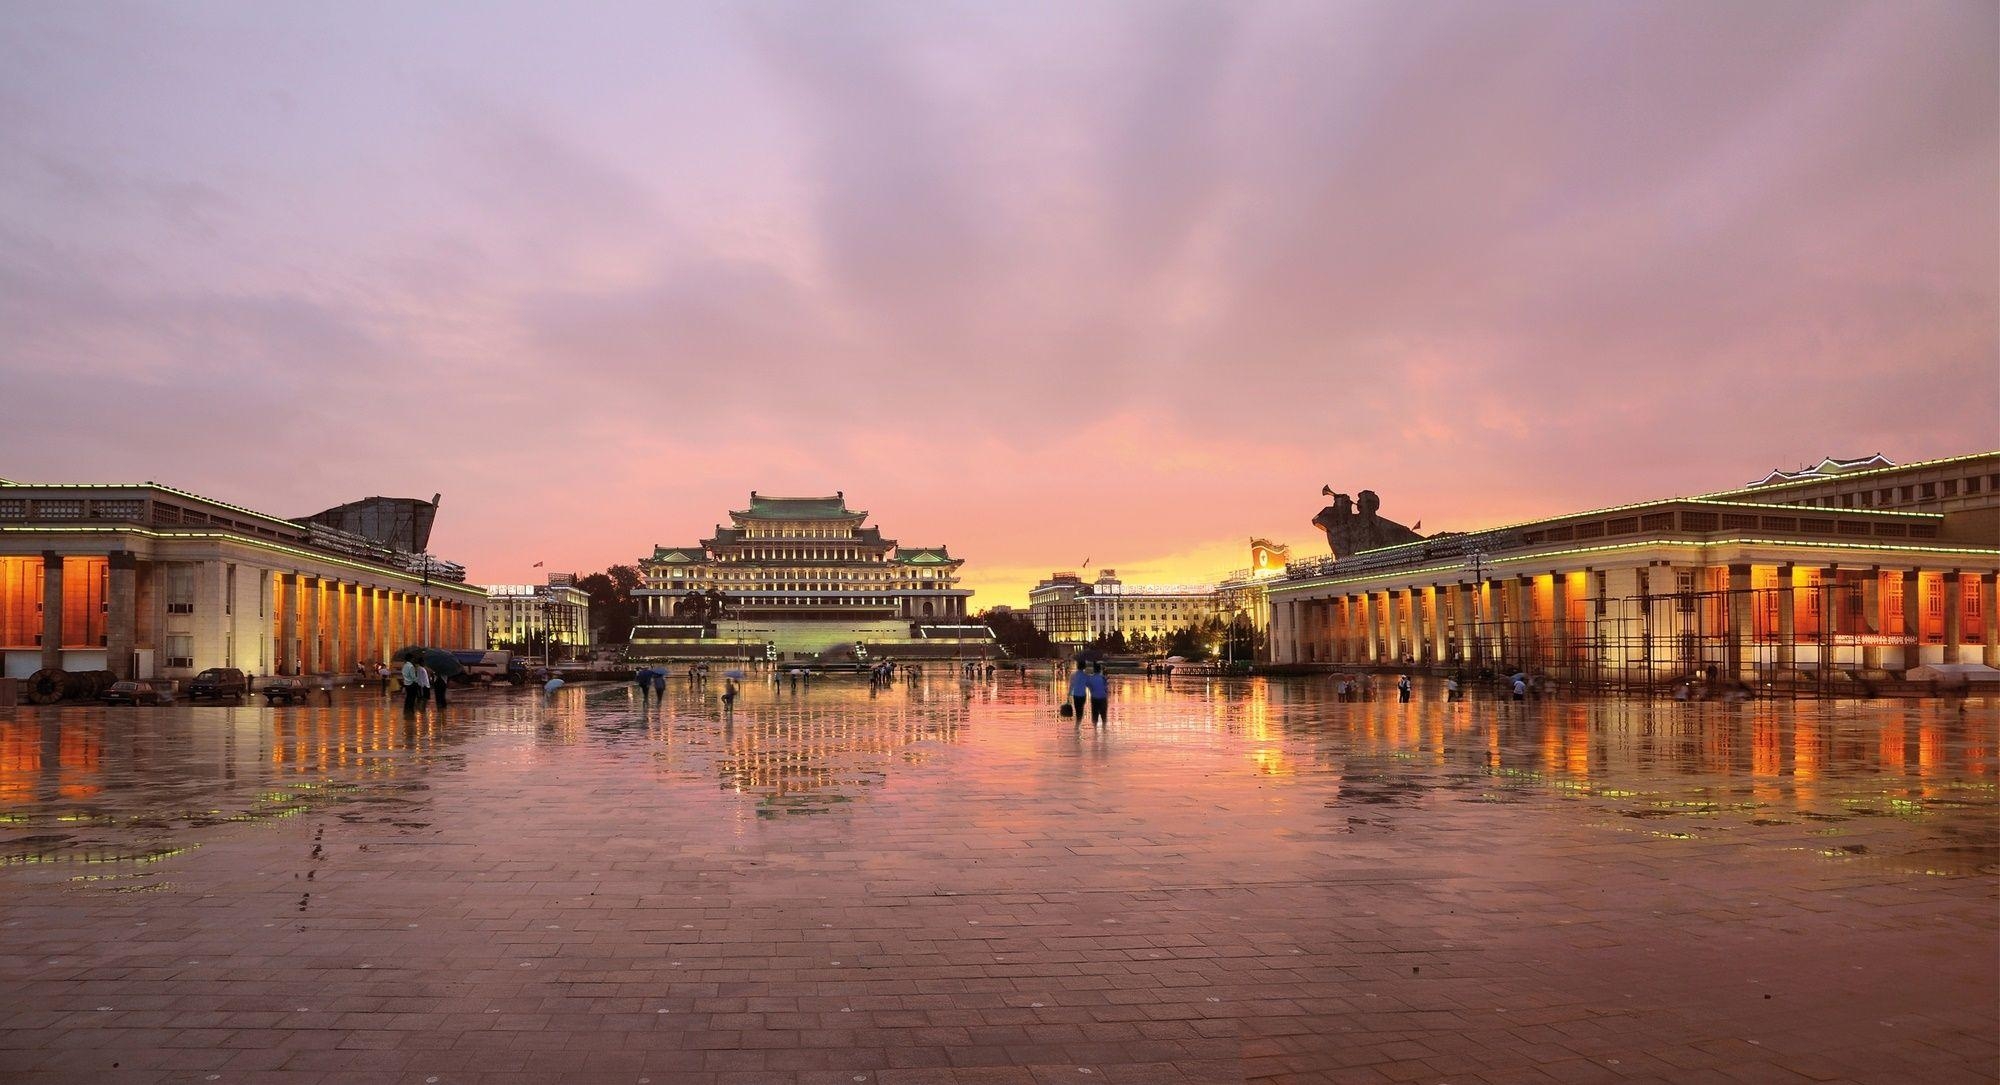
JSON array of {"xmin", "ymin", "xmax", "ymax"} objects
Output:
[
  {"xmin": 1266, "ymin": 451, "xmax": 2000, "ymax": 685},
  {"xmin": 482, "ymin": 575, "xmax": 592, "ymax": 660},
  {"xmin": 1029, "ymin": 542, "xmax": 1292, "ymax": 651},
  {"xmin": 0, "ymin": 481, "xmax": 487, "ymax": 681},
  {"xmin": 630, "ymin": 492, "xmax": 997, "ymax": 660}
]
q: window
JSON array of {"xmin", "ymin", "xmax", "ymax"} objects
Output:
[
  {"xmin": 166, "ymin": 634, "xmax": 193, "ymax": 669},
  {"xmin": 225, "ymin": 564, "xmax": 236, "ymax": 615},
  {"xmin": 165, "ymin": 565, "xmax": 196, "ymax": 614},
  {"xmin": 1968, "ymin": 476, "xmax": 1984, "ymax": 494}
]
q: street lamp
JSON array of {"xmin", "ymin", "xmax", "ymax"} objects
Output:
[{"xmin": 1465, "ymin": 547, "xmax": 1489, "ymax": 673}]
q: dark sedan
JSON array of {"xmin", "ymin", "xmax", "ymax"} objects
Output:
[{"xmin": 103, "ymin": 680, "xmax": 174, "ymax": 706}]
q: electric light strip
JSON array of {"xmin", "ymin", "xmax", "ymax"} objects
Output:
[{"xmin": 1271, "ymin": 537, "xmax": 2000, "ymax": 595}]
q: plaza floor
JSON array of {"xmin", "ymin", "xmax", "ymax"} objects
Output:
[{"xmin": 0, "ymin": 675, "xmax": 1995, "ymax": 1085}]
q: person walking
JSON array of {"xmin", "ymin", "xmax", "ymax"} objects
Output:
[
  {"xmin": 1067, "ymin": 661, "xmax": 1089, "ymax": 722},
  {"xmin": 1397, "ymin": 674, "xmax": 1412, "ymax": 703},
  {"xmin": 650, "ymin": 668, "xmax": 666, "ymax": 701},
  {"xmin": 1086, "ymin": 662, "xmax": 1110, "ymax": 726},
  {"xmin": 431, "ymin": 664, "xmax": 449, "ymax": 710},
  {"xmin": 402, "ymin": 656, "xmax": 427, "ymax": 715},
  {"xmin": 721, "ymin": 677, "xmax": 739, "ymax": 716},
  {"xmin": 1511, "ymin": 675, "xmax": 1527, "ymax": 702},
  {"xmin": 635, "ymin": 669, "xmax": 651, "ymax": 705}
]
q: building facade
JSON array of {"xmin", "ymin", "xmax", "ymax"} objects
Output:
[
  {"xmin": 630, "ymin": 492, "xmax": 997, "ymax": 660},
  {"xmin": 483, "ymin": 574, "xmax": 592, "ymax": 660},
  {"xmin": 1265, "ymin": 452, "xmax": 2000, "ymax": 686},
  {"xmin": 0, "ymin": 481, "xmax": 487, "ymax": 681},
  {"xmin": 1028, "ymin": 541, "xmax": 1292, "ymax": 651}
]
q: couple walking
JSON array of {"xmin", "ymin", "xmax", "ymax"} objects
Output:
[
  {"xmin": 1067, "ymin": 661, "xmax": 1110, "ymax": 725},
  {"xmin": 400, "ymin": 656, "xmax": 446, "ymax": 713}
]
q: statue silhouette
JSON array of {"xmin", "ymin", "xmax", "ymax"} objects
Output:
[{"xmin": 1312, "ymin": 488, "xmax": 1425, "ymax": 557}]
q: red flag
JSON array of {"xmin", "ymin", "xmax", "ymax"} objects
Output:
[{"xmin": 532, "ymin": 561, "xmax": 544, "ymax": 567}]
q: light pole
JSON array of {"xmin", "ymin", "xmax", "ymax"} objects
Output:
[{"xmin": 1465, "ymin": 547, "xmax": 1488, "ymax": 673}]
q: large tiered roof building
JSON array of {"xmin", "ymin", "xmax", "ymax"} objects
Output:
[{"xmin": 630, "ymin": 492, "xmax": 997, "ymax": 661}]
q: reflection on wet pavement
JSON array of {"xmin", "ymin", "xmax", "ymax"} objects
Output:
[{"xmin": 0, "ymin": 675, "xmax": 1994, "ymax": 1083}]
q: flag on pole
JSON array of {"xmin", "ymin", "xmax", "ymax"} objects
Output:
[
  {"xmin": 532, "ymin": 561, "xmax": 544, "ymax": 568},
  {"xmin": 1081, "ymin": 557, "xmax": 1090, "ymax": 569}
]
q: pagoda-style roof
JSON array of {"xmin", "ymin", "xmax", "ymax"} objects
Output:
[
  {"xmin": 1745, "ymin": 453, "xmax": 1895, "ymax": 488},
  {"xmin": 648, "ymin": 546, "xmax": 707, "ymax": 564},
  {"xmin": 893, "ymin": 546, "xmax": 960, "ymax": 565},
  {"xmin": 729, "ymin": 491, "xmax": 865, "ymax": 522}
]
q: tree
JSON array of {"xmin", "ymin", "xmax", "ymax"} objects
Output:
[
  {"xmin": 980, "ymin": 609, "xmax": 1054, "ymax": 658},
  {"xmin": 577, "ymin": 564, "xmax": 641, "ymax": 645}
]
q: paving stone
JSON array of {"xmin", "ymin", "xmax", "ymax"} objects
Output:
[{"xmin": 0, "ymin": 680, "xmax": 1994, "ymax": 1084}]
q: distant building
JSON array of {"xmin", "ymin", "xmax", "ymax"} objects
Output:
[
  {"xmin": 629, "ymin": 492, "xmax": 998, "ymax": 661},
  {"xmin": 483, "ymin": 575, "xmax": 592, "ymax": 661},
  {"xmin": 1028, "ymin": 540, "xmax": 1292, "ymax": 651},
  {"xmin": 1078, "ymin": 571, "xmax": 1219, "ymax": 642},
  {"xmin": 1026, "ymin": 572, "xmax": 1091, "ymax": 646},
  {"xmin": 1266, "ymin": 451, "xmax": 2000, "ymax": 684},
  {"xmin": 0, "ymin": 481, "xmax": 486, "ymax": 681}
]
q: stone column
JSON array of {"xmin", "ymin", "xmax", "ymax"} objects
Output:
[
  {"xmin": 1982, "ymin": 573, "xmax": 1998, "ymax": 668},
  {"xmin": 39, "ymin": 552, "xmax": 63, "ymax": 671},
  {"xmin": 1726, "ymin": 564, "xmax": 1753, "ymax": 681},
  {"xmin": 1551, "ymin": 575, "xmax": 1571, "ymax": 677},
  {"xmin": 1818, "ymin": 566, "xmax": 1842, "ymax": 672},
  {"xmin": 1861, "ymin": 572, "xmax": 1883, "ymax": 671},
  {"xmin": 107, "ymin": 552, "xmax": 138, "ymax": 681},
  {"xmin": 1900, "ymin": 569, "xmax": 1922, "ymax": 672},
  {"xmin": 301, "ymin": 576, "xmax": 322, "ymax": 674},
  {"xmin": 276, "ymin": 574, "xmax": 296, "ymax": 674},
  {"xmin": 1358, "ymin": 594, "xmax": 1379, "ymax": 664},
  {"xmin": 1381, "ymin": 590, "xmax": 1402, "ymax": 664},
  {"xmin": 1775, "ymin": 565, "xmax": 1796, "ymax": 670},
  {"xmin": 1351, "ymin": 596, "xmax": 1367, "ymax": 663},
  {"xmin": 1941, "ymin": 572, "xmax": 1962, "ymax": 664},
  {"xmin": 1453, "ymin": 583, "xmax": 1474, "ymax": 666},
  {"xmin": 1513, "ymin": 577, "xmax": 1534, "ymax": 669},
  {"xmin": 329, "ymin": 582, "xmax": 348, "ymax": 674}
]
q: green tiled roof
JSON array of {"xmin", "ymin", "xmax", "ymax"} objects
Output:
[
  {"xmin": 730, "ymin": 492, "xmax": 862, "ymax": 521},
  {"xmin": 893, "ymin": 547, "xmax": 957, "ymax": 564},
  {"xmin": 650, "ymin": 547, "xmax": 707, "ymax": 563}
]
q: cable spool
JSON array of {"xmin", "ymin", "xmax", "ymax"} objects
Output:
[{"xmin": 23, "ymin": 668, "xmax": 66, "ymax": 705}]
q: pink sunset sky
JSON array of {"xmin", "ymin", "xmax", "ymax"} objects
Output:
[{"xmin": 1, "ymin": 2, "xmax": 1994, "ymax": 607}]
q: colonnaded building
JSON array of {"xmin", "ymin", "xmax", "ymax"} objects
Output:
[
  {"xmin": 0, "ymin": 483, "xmax": 487, "ymax": 681},
  {"xmin": 628, "ymin": 492, "xmax": 999, "ymax": 662},
  {"xmin": 1266, "ymin": 452, "xmax": 2000, "ymax": 690}
]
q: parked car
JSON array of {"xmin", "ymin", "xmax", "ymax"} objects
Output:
[
  {"xmin": 187, "ymin": 667, "xmax": 248, "ymax": 703},
  {"xmin": 103, "ymin": 680, "xmax": 174, "ymax": 706},
  {"xmin": 261, "ymin": 677, "xmax": 316, "ymax": 706}
]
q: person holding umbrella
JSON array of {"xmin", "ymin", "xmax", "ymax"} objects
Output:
[
  {"xmin": 402, "ymin": 654, "xmax": 428, "ymax": 715},
  {"xmin": 634, "ymin": 668, "xmax": 652, "ymax": 705}
]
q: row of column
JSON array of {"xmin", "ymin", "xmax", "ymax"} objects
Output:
[
  {"xmin": 275, "ymin": 573, "xmax": 473, "ymax": 676},
  {"xmin": 1271, "ymin": 567, "xmax": 2000, "ymax": 677},
  {"xmin": 1276, "ymin": 581, "xmax": 1481, "ymax": 669}
]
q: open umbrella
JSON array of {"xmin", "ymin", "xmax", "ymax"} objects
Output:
[
  {"xmin": 723, "ymin": 669, "xmax": 746, "ymax": 680},
  {"xmin": 1165, "ymin": 655, "xmax": 1187, "ymax": 663},
  {"xmin": 395, "ymin": 646, "xmax": 465, "ymax": 679}
]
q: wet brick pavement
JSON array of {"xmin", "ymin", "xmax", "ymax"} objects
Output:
[{"xmin": 1, "ymin": 674, "xmax": 1995, "ymax": 1084}]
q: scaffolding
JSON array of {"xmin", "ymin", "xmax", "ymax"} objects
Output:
[{"xmin": 1418, "ymin": 579, "xmax": 1920, "ymax": 695}]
